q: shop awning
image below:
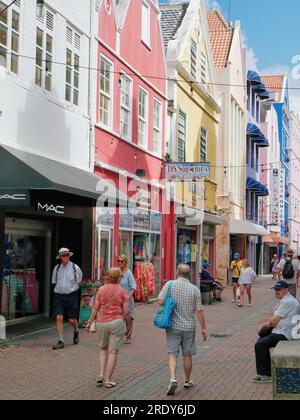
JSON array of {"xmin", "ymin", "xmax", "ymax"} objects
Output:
[
  {"xmin": 0, "ymin": 144, "xmax": 124, "ymax": 204},
  {"xmin": 262, "ymin": 233, "xmax": 289, "ymax": 245},
  {"xmin": 246, "ymin": 177, "xmax": 269, "ymax": 196},
  {"xmin": 247, "ymin": 123, "xmax": 269, "ymax": 147},
  {"xmin": 247, "ymin": 70, "xmax": 262, "ymax": 85},
  {"xmin": 230, "ymin": 219, "xmax": 268, "ymax": 236}
]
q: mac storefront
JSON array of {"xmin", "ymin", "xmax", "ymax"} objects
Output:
[{"xmin": 0, "ymin": 145, "xmax": 101, "ymax": 324}]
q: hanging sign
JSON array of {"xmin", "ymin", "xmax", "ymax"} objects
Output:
[{"xmin": 166, "ymin": 163, "xmax": 210, "ymax": 181}]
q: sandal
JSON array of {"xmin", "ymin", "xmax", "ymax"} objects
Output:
[
  {"xmin": 124, "ymin": 337, "xmax": 131, "ymax": 344},
  {"xmin": 105, "ymin": 381, "xmax": 116, "ymax": 388},
  {"xmin": 96, "ymin": 376, "xmax": 104, "ymax": 386}
]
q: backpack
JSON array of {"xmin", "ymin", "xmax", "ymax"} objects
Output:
[
  {"xmin": 154, "ymin": 282, "xmax": 176, "ymax": 329},
  {"xmin": 282, "ymin": 258, "xmax": 295, "ymax": 280}
]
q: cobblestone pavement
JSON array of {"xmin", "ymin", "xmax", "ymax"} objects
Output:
[{"xmin": 0, "ymin": 276, "xmax": 290, "ymax": 400}]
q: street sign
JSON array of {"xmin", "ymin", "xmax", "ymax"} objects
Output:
[{"xmin": 166, "ymin": 163, "xmax": 210, "ymax": 181}]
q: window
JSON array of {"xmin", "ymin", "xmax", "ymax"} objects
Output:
[
  {"xmin": 141, "ymin": 1, "xmax": 150, "ymax": 45},
  {"xmin": 177, "ymin": 111, "xmax": 186, "ymax": 162},
  {"xmin": 65, "ymin": 26, "xmax": 80, "ymax": 105},
  {"xmin": 190, "ymin": 39, "xmax": 197, "ymax": 79},
  {"xmin": 120, "ymin": 73, "xmax": 132, "ymax": 140},
  {"xmin": 99, "ymin": 56, "xmax": 113, "ymax": 127},
  {"xmin": 0, "ymin": 1, "xmax": 20, "ymax": 74},
  {"xmin": 35, "ymin": 10, "xmax": 54, "ymax": 91},
  {"xmin": 200, "ymin": 52, "xmax": 207, "ymax": 86},
  {"xmin": 200, "ymin": 128, "xmax": 207, "ymax": 162},
  {"xmin": 138, "ymin": 88, "xmax": 148, "ymax": 147},
  {"xmin": 153, "ymin": 100, "xmax": 162, "ymax": 154}
]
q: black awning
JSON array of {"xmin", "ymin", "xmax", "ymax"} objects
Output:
[{"xmin": 0, "ymin": 145, "xmax": 111, "ymax": 202}]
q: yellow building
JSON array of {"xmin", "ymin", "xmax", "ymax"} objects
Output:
[{"xmin": 161, "ymin": 0, "xmax": 222, "ymax": 281}]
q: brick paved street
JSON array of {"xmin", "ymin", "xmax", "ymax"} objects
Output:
[{"xmin": 0, "ymin": 276, "xmax": 291, "ymax": 400}]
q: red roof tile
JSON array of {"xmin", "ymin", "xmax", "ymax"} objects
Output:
[
  {"xmin": 207, "ymin": 11, "xmax": 233, "ymax": 68},
  {"xmin": 261, "ymin": 75, "xmax": 285, "ymax": 101}
]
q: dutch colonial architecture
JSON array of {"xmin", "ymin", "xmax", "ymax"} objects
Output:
[
  {"xmin": 160, "ymin": 0, "xmax": 222, "ymax": 283},
  {"xmin": 94, "ymin": 0, "xmax": 167, "ymax": 294},
  {"xmin": 207, "ymin": 11, "xmax": 247, "ymax": 281},
  {"xmin": 0, "ymin": 0, "xmax": 100, "ymax": 323},
  {"xmin": 262, "ymin": 76, "xmax": 290, "ymax": 248}
]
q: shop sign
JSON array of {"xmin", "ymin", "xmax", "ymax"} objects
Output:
[
  {"xmin": 0, "ymin": 189, "xmax": 29, "ymax": 207},
  {"xmin": 270, "ymin": 168, "xmax": 280, "ymax": 225},
  {"xmin": 166, "ymin": 163, "xmax": 210, "ymax": 181},
  {"xmin": 96, "ymin": 208, "xmax": 114, "ymax": 227},
  {"xmin": 133, "ymin": 210, "xmax": 150, "ymax": 230},
  {"xmin": 279, "ymin": 169, "xmax": 285, "ymax": 226},
  {"xmin": 150, "ymin": 212, "xmax": 162, "ymax": 232},
  {"xmin": 37, "ymin": 202, "xmax": 65, "ymax": 215},
  {"xmin": 119, "ymin": 209, "xmax": 133, "ymax": 229}
]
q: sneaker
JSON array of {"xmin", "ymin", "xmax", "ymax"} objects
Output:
[
  {"xmin": 253, "ymin": 375, "xmax": 272, "ymax": 383},
  {"xmin": 183, "ymin": 380, "xmax": 194, "ymax": 388},
  {"xmin": 73, "ymin": 331, "xmax": 79, "ymax": 345},
  {"xmin": 232, "ymin": 299, "xmax": 236, "ymax": 303},
  {"xmin": 167, "ymin": 378, "xmax": 178, "ymax": 396},
  {"xmin": 52, "ymin": 341, "xmax": 64, "ymax": 350}
]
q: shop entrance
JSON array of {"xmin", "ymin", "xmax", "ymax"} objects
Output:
[
  {"xmin": 1, "ymin": 218, "xmax": 52, "ymax": 322},
  {"xmin": 96, "ymin": 228, "xmax": 112, "ymax": 282}
]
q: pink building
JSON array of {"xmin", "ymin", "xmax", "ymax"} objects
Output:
[{"xmin": 93, "ymin": 0, "xmax": 167, "ymax": 295}]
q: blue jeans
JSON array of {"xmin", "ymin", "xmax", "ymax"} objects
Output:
[{"xmin": 254, "ymin": 333, "xmax": 287, "ymax": 376}]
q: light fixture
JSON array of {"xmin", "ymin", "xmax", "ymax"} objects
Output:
[{"xmin": 36, "ymin": 0, "xmax": 45, "ymax": 19}]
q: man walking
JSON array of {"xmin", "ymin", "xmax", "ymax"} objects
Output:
[
  {"xmin": 52, "ymin": 248, "xmax": 83, "ymax": 350},
  {"xmin": 254, "ymin": 281, "xmax": 299, "ymax": 383},
  {"xmin": 278, "ymin": 248, "xmax": 299, "ymax": 298},
  {"xmin": 230, "ymin": 253, "xmax": 243, "ymax": 303},
  {"xmin": 158, "ymin": 264, "xmax": 207, "ymax": 396}
]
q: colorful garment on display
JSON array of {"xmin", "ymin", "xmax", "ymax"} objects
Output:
[
  {"xmin": 134, "ymin": 262, "xmax": 156, "ymax": 302},
  {"xmin": 78, "ymin": 279, "xmax": 101, "ymax": 327}
]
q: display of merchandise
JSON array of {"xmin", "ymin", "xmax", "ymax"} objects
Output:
[
  {"xmin": 133, "ymin": 235, "xmax": 148, "ymax": 260},
  {"xmin": 134, "ymin": 262, "xmax": 156, "ymax": 302},
  {"xmin": 78, "ymin": 279, "xmax": 101, "ymax": 327}
]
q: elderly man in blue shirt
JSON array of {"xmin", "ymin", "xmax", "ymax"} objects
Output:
[{"xmin": 201, "ymin": 262, "xmax": 224, "ymax": 302}]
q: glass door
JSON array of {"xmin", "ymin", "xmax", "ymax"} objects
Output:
[
  {"xmin": 2, "ymin": 234, "xmax": 44, "ymax": 321},
  {"xmin": 96, "ymin": 229, "xmax": 112, "ymax": 283}
]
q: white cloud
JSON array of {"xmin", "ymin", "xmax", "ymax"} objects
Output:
[{"xmin": 206, "ymin": 0, "xmax": 221, "ymax": 11}]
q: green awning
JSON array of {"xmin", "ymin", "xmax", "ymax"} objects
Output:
[{"xmin": 0, "ymin": 145, "xmax": 110, "ymax": 201}]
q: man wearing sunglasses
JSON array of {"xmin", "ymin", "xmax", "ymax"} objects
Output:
[{"xmin": 52, "ymin": 247, "xmax": 83, "ymax": 350}]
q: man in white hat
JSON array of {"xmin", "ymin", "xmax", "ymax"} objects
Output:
[{"xmin": 52, "ymin": 248, "xmax": 83, "ymax": 350}]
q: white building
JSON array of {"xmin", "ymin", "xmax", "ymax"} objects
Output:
[{"xmin": 289, "ymin": 111, "xmax": 300, "ymax": 253}]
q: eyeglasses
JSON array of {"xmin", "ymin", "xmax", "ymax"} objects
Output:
[
  {"xmin": 117, "ymin": 260, "xmax": 124, "ymax": 263},
  {"xmin": 61, "ymin": 254, "xmax": 70, "ymax": 258}
]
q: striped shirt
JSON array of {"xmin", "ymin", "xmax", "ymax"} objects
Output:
[{"xmin": 158, "ymin": 278, "xmax": 203, "ymax": 332}]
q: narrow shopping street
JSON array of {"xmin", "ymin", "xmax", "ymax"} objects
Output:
[{"xmin": 0, "ymin": 276, "xmax": 283, "ymax": 400}]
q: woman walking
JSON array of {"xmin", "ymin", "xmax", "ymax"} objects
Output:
[
  {"xmin": 238, "ymin": 259, "xmax": 257, "ymax": 307},
  {"xmin": 117, "ymin": 255, "xmax": 136, "ymax": 344},
  {"xmin": 86, "ymin": 268, "xmax": 129, "ymax": 388},
  {"xmin": 271, "ymin": 254, "xmax": 280, "ymax": 281}
]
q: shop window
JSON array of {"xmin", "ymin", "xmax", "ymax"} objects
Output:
[
  {"xmin": 150, "ymin": 233, "xmax": 161, "ymax": 296},
  {"xmin": 118, "ymin": 230, "xmax": 133, "ymax": 270}
]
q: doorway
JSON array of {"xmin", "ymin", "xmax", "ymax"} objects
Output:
[{"xmin": 96, "ymin": 229, "xmax": 112, "ymax": 282}]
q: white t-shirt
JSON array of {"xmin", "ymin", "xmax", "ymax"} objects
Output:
[
  {"xmin": 238, "ymin": 267, "xmax": 256, "ymax": 285},
  {"xmin": 272, "ymin": 293, "xmax": 299, "ymax": 340},
  {"xmin": 278, "ymin": 258, "xmax": 299, "ymax": 285}
]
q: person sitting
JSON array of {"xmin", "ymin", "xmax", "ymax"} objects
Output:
[{"xmin": 200, "ymin": 263, "xmax": 224, "ymax": 302}]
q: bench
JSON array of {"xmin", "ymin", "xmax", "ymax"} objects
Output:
[{"xmin": 271, "ymin": 340, "xmax": 300, "ymax": 400}]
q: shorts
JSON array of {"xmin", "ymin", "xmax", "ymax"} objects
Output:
[
  {"xmin": 54, "ymin": 292, "xmax": 78, "ymax": 320},
  {"xmin": 166, "ymin": 329, "xmax": 196, "ymax": 357},
  {"xmin": 97, "ymin": 319, "xmax": 125, "ymax": 350},
  {"xmin": 232, "ymin": 278, "xmax": 239, "ymax": 284}
]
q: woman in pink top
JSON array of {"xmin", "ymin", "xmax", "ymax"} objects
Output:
[{"xmin": 86, "ymin": 268, "xmax": 128, "ymax": 388}]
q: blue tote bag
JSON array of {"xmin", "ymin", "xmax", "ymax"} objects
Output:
[{"xmin": 154, "ymin": 281, "xmax": 176, "ymax": 329}]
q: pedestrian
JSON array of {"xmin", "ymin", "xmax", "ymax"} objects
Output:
[
  {"xmin": 271, "ymin": 254, "xmax": 280, "ymax": 281},
  {"xmin": 254, "ymin": 281, "xmax": 299, "ymax": 383},
  {"xmin": 117, "ymin": 255, "xmax": 136, "ymax": 344},
  {"xmin": 237, "ymin": 259, "xmax": 256, "ymax": 307},
  {"xmin": 157, "ymin": 264, "xmax": 207, "ymax": 396},
  {"xmin": 86, "ymin": 267, "xmax": 129, "ymax": 388},
  {"xmin": 297, "ymin": 256, "xmax": 300, "ymax": 288},
  {"xmin": 230, "ymin": 253, "xmax": 243, "ymax": 303},
  {"xmin": 277, "ymin": 248, "xmax": 299, "ymax": 298},
  {"xmin": 201, "ymin": 262, "xmax": 224, "ymax": 302},
  {"xmin": 52, "ymin": 248, "xmax": 83, "ymax": 350}
]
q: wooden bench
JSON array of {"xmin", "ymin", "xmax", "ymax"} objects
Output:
[{"xmin": 271, "ymin": 340, "xmax": 300, "ymax": 400}]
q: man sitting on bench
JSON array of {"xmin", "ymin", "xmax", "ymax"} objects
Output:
[{"xmin": 201, "ymin": 263, "xmax": 224, "ymax": 302}]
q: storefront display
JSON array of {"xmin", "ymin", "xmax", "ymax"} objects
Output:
[
  {"xmin": 134, "ymin": 261, "xmax": 156, "ymax": 302},
  {"xmin": 176, "ymin": 228, "xmax": 197, "ymax": 284},
  {"xmin": 78, "ymin": 279, "xmax": 101, "ymax": 327}
]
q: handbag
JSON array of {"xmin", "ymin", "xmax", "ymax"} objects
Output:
[
  {"xmin": 90, "ymin": 320, "xmax": 97, "ymax": 333},
  {"xmin": 154, "ymin": 282, "xmax": 176, "ymax": 330}
]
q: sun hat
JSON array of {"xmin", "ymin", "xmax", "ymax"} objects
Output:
[{"xmin": 56, "ymin": 247, "xmax": 74, "ymax": 259}]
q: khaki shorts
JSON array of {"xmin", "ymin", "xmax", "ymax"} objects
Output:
[
  {"xmin": 96, "ymin": 319, "xmax": 125, "ymax": 350},
  {"xmin": 166, "ymin": 329, "xmax": 196, "ymax": 357}
]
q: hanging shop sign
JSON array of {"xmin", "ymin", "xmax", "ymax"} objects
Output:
[
  {"xmin": 166, "ymin": 163, "xmax": 210, "ymax": 181},
  {"xmin": 0, "ymin": 189, "xmax": 30, "ymax": 207},
  {"xmin": 279, "ymin": 169, "xmax": 285, "ymax": 226},
  {"xmin": 270, "ymin": 168, "xmax": 280, "ymax": 225}
]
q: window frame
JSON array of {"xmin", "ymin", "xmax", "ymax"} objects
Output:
[
  {"xmin": 120, "ymin": 72, "xmax": 133, "ymax": 141},
  {"xmin": 200, "ymin": 127, "xmax": 207, "ymax": 163},
  {"xmin": 0, "ymin": 0, "xmax": 20, "ymax": 74},
  {"xmin": 190, "ymin": 38, "xmax": 197, "ymax": 79},
  {"xmin": 65, "ymin": 25, "xmax": 81, "ymax": 106},
  {"xmin": 99, "ymin": 54, "xmax": 114, "ymax": 128},
  {"xmin": 153, "ymin": 99, "xmax": 162, "ymax": 155},
  {"xmin": 177, "ymin": 110, "xmax": 187, "ymax": 163},
  {"xmin": 35, "ymin": 8, "xmax": 54, "ymax": 92},
  {"xmin": 138, "ymin": 86, "xmax": 149, "ymax": 149},
  {"xmin": 141, "ymin": 1, "xmax": 150, "ymax": 46}
]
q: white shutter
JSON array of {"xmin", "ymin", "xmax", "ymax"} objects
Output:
[
  {"xmin": 74, "ymin": 33, "xmax": 80, "ymax": 50},
  {"xmin": 66, "ymin": 26, "xmax": 73, "ymax": 45},
  {"xmin": 46, "ymin": 11, "xmax": 54, "ymax": 32}
]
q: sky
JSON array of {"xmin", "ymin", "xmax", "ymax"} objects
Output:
[{"xmin": 159, "ymin": 0, "xmax": 300, "ymax": 114}]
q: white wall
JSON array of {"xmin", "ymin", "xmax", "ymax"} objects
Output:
[{"xmin": 0, "ymin": 0, "xmax": 98, "ymax": 170}]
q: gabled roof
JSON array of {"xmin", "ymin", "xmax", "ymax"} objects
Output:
[
  {"xmin": 261, "ymin": 75, "xmax": 285, "ymax": 102},
  {"xmin": 207, "ymin": 10, "xmax": 233, "ymax": 68},
  {"xmin": 160, "ymin": 2, "xmax": 189, "ymax": 52}
]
